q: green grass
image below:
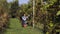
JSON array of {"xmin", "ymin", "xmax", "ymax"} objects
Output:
[{"xmin": 4, "ymin": 18, "xmax": 44, "ymax": 34}]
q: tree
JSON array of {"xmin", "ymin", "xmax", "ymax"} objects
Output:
[
  {"xmin": 34, "ymin": 0, "xmax": 60, "ymax": 34},
  {"xmin": 10, "ymin": 0, "xmax": 19, "ymax": 18},
  {"xmin": 0, "ymin": 0, "xmax": 9, "ymax": 31}
]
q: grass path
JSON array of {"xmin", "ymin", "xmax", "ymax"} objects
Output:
[{"xmin": 4, "ymin": 18, "xmax": 44, "ymax": 34}]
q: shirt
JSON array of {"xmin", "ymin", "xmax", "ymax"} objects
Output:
[
  {"xmin": 22, "ymin": 15, "xmax": 30, "ymax": 21},
  {"xmin": 22, "ymin": 16, "xmax": 28, "ymax": 21}
]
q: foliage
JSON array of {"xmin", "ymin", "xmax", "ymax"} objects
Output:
[
  {"xmin": 10, "ymin": 1, "xmax": 19, "ymax": 18},
  {"xmin": 56, "ymin": 11, "xmax": 60, "ymax": 16},
  {"xmin": 0, "ymin": 0, "xmax": 9, "ymax": 31},
  {"xmin": 17, "ymin": 0, "xmax": 60, "ymax": 34},
  {"xmin": 0, "ymin": 0, "xmax": 60, "ymax": 34}
]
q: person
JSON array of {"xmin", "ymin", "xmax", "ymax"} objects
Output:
[{"xmin": 21, "ymin": 14, "xmax": 30, "ymax": 28}]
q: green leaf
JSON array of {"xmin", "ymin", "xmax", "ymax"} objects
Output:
[{"xmin": 56, "ymin": 11, "xmax": 60, "ymax": 16}]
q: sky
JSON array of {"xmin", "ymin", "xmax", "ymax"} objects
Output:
[
  {"xmin": 19, "ymin": 0, "xmax": 29, "ymax": 5},
  {"xmin": 7, "ymin": 0, "xmax": 29, "ymax": 5}
]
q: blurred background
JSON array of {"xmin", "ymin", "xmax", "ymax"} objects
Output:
[{"xmin": 0, "ymin": 0, "xmax": 60, "ymax": 34}]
